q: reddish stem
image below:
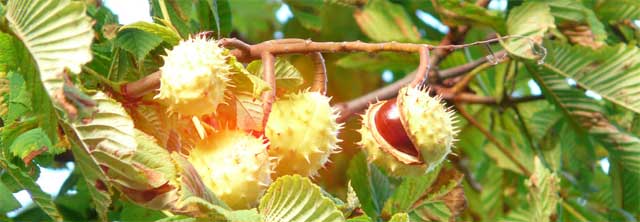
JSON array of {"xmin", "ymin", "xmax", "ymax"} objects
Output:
[
  {"xmin": 310, "ymin": 52, "xmax": 327, "ymax": 95},
  {"xmin": 261, "ymin": 52, "xmax": 276, "ymax": 128}
]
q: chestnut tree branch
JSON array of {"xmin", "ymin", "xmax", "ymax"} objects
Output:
[
  {"xmin": 261, "ymin": 52, "xmax": 276, "ymax": 127},
  {"xmin": 310, "ymin": 52, "xmax": 327, "ymax": 95}
]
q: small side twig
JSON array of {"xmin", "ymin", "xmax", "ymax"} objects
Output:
[
  {"xmin": 410, "ymin": 46, "xmax": 430, "ymax": 87},
  {"xmin": 310, "ymin": 52, "xmax": 327, "ymax": 95},
  {"xmin": 219, "ymin": 38, "xmax": 251, "ymax": 55},
  {"xmin": 261, "ymin": 52, "xmax": 276, "ymax": 128}
]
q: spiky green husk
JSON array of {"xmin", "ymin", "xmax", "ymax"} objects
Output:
[
  {"xmin": 266, "ymin": 91, "xmax": 342, "ymax": 177},
  {"xmin": 398, "ymin": 86, "xmax": 457, "ymax": 172},
  {"xmin": 358, "ymin": 87, "xmax": 457, "ymax": 177},
  {"xmin": 188, "ymin": 130, "xmax": 271, "ymax": 209},
  {"xmin": 358, "ymin": 101, "xmax": 427, "ymax": 177},
  {"xmin": 156, "ymin": 37, "xmax": 231, "ymax": 116}
]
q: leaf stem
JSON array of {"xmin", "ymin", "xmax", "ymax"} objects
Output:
[
  {"xmin": 310, "ymin": 52, "xmax": 327, "ymax": 95},
  {"xmin": 455, "ymin": 104, "xmax": 532, "ymax": 176},
  {"xmin": 261, "ymin": 52, "xmax": 276, "ymax": 128},
  {"xmin": 81, "ymin": 66, "xmax": 118, "ymax": 91}
]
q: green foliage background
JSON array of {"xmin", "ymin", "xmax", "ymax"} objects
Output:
[{"xmin": 0, "ymin": 0, "xmax": 639, "ymax": 221}]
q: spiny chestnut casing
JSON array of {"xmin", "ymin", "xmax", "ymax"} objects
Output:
[
  {"xmin": 155, "ymin": 36, "xmax": 231, "ymax": 116},
  {"xmin": 358, "ymin": 86, "xmax": 457, "ymax": 177},
  {"xmin": 266, "ymin": 91, "xmax": 343, "ymax": 177},
  {"xmin": 188, "ymin": 130, "xmax": 271, "ymax": 209}
]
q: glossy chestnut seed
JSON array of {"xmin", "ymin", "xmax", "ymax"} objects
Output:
[{"xmin": 374, "ymin": 98, "xmax": 419, "ymax": 158}]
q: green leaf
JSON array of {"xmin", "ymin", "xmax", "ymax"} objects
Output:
[
  {"xmin": 60, "ymin": 91, "xmax": 137, "ymax": 220},
  {"xmin": 595, "ymin": 0, "xmax": 640, "ymax": 22},
  {"xmin": 222, "ymin": 208, "xmax": 264, "ymax": 222},
  {"xmin": 354, "ymin": 0, "xmax": 421, "ymax": 42},
  {"xmin": 526, "ymin": 157, "xmax": 561, "ymax": 222},
  {"xmin": 0, "ymin": 33, "xmax": 58, "ymax": 143},
  {"xmin": 541, "ymin": 43, "xmax": 640, "ymax": 114},
  {"xmin": 259, "ymin": 175, "xmax": 345, "ymax": 222},
  {"xmin": 388, "ymin": 212, "xmax": 410, "ymax": 222},
  {"xmin": 228, "ymin": 0, "xmax": 280, "ymax": 42},
  {"xmin": 0, "ymin": 156, "xmax": 63, "ymax": 221},
  {"xmin": 347, "ymin": 152, "xmax": 391, "ymax": 220},
  {"xmin": 284, "ymin": 0, "xmax": 323, "ymax": 32},
  {"xmin": 246, "ymin": 58, "xmax": 304, "ymax": 92},
  {"xmin": 435, "ymin": 0, "xmax": 506, "ymax": 33},
  {"xmin": 0, "ymin": 179, "xmax": 21, "ymax": 214},
  {"xmin": 5, "ymin": 71, "xmax": 30, "ymax": 124},
  {"xmin": 408, "ymin": 201, "xmax": 452, "ymax": 222},
  {"xmin": 504, "ymin": 2, "xmax": 555, "ymax": 59},
  {"xmin": 115, "ymin": 29, "xmax": 164, "ymax": 62},
  {"xmin": 525, "ymin": 44, "xmax": 640, "ymax": 174},
  {"xmin": 119, "ymin": 201, "xmax": 165, "ymax": 222},
  {"xmin": 119, "ymin": 21, "xmax": 182, "ymax": 46},
  {"xmin": 546, "ymin": 0, "xmax": 607, "ymax": 43},
  {"xmin": 382, "ymin": 166, "xmax": 440, "ymax": 216},
  {"xmin": 8, "ymin": 128, "xmax": 59, "ymax": 161},
  {"xmin": 346, "ymin": 215, "xmax": 373, "ymax": 222},
  {"xmin": 207, "ymin": 0, "xmax": 233, "ymax": 38},
  {"xmin": 5, "ymin": 0, "xmax": 94, "ymax": 97}
]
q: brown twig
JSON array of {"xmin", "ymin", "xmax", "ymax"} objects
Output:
[
  {"xmin": 332, "ymin": 52, "xmax": 505, "ymax": 122},
  {"xmin": 219, "ymin": 37, "xmax": 251, "ymax": 54},
  {"xmin": 455, "ymin": 104, "xmax": 532, "ymax": 176},
  {"xmin": 410, "ymin": 46, "xmax": 431, "ymax": 87},
  {"xmin": 121, "ymin": 71, "xmax": 160, "ymax": 99},
  {"xmin": 228, "ymin": 36, "xmax": 522, "ymax": 62},
  {"xmin": 310, "ymin": 52, "xmax": 327, "ymax": 95},
  {"xmin": 261, "ymin": 52, "xmax": 276, "ymax": 128}
]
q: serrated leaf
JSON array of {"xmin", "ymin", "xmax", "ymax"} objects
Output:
[
  {"xmin": 541, "ymin": 43, "xmax": 640, "ymax": 114},
  {"xmin": 0, "ymin": 179, "xmax": 21, "ymax": 214},
  {"xmin": 228, "ymin": 0, "xmax": 279, "ymax": 42},
  {"xmin": 9, "ymin": 128, "xmax": 60, "ymax": 162},
  {"xmin": 525, "ymin": 51, "xmax": 640, "ymax": 174},
  {"xmin": 119, "ymin": 201, "xmax": 165, "ymax": 222},
  {"xmin": 435, "ymin": 0, "xmax": 506, "ymax": 33},
  {"xmin": 246, "ymin": 58, "xmax": 303, "ymax": 92},
  {"xmin": 284, "ymin": 0, "xmax": 323, "ymax": 31},
  {"xmin": 595, "ymin": 0, "xmax": 640, "ymax": 22},
  {"xmin": 231, "ymin": 92, "xmax": 264, "ymax": 132},
  {"xmin": 531, "ymin": 157, "xmax": 562, "ymax": 220},
  {"xmin": 259, "ymin": 175, "xmax": 345, "ymax": 222},
  {"xmin": 69, "ymin": 92, "xmax": 136, "ymax": 160},
  {"xmin": 115, "ymin": 29, "xmax": 163, "ymax": 62},
  {"xmin": 6, "ymin": 71, "xmax": 30, "ymax": 124},
  {"xmin": 409, "ymin": 201, "xmax": 452, "ymax": 222},
  {"xmin": 503, "ymin": 157, "xmax": 560, "ymax": 222},
  {"xmin": 129, "ymin": 104, "xmax": 170, "ymax": 148},
  {"xmin": 347, "ymin": 152, "xmax": 390, "ymax": 221},
  {"xmin": 354, "ymin": 0, "xmax": 421, "ymax": 42},
  {"xmin": 382, "ymin": 166, "xmax": 440, "ymax": 216},
  {"xmin": 207, "ymin": 0, "xmax": 233, "ymax": 38},
  {"xmin": 120, "ymin": 21, "xmax": 181, "ymax": 46},
  {"xmin": 388, "ymin": 212, "xmax": 410, "ymax": 222},
  {"xmin": 346, "ymin": 215, "xmax": 373, "ymax": 222},
  {"xmin": 0, "ymin": 156, "xmax": 63, "ymax": 221},
  {"xmin": 133, "ymin": 130, "xmax": 176, "ymax": 180},
  {"xmin": 546, "ymin": 1, "xmax": 607, "ymax": 44},
  {"xmin": 222, "ymin": 208, "xmax": 264, "ymax": 222},
  {"xmin": 504, "ymin": 2, "xmax": 555, "ymax": 59},
  {"xmin": 5, "ymin": 0, "xmax": 94, "ymax": 97}
]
